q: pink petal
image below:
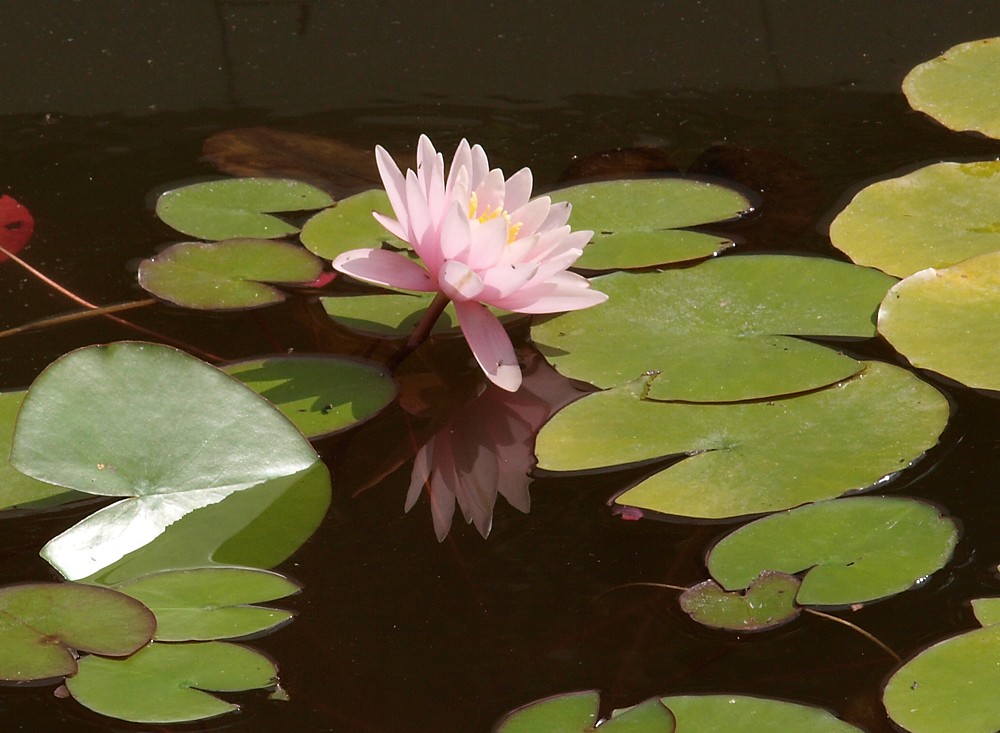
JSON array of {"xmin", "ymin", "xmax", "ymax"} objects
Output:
[
  {"xmin": 405, "ymin": 440, "xmax": 434, "ymax": 511},
  {"xmin": 494, "ymin": 272, "xmax": 608, "ymax": 313},
  {"xmin": 481, "ymin": 262, "xmax": 540, "ymax": 299},
  {"xmin": 541, "ymin": 200, "xmax": 572, "ymax": 230},
  {"xmin": 332, "ymin": 248, "xmax": 435, "ymax": 291},
  {"xmin": 375, "ymin": 146, "xmax": 408, "ymax": 233},
  {"xmin": 469, "ymin": 144, "xmax": 490, "ymax": 187},
  {"xmin": 417, "ymin": 135, "xmax": 446, "ymax": 217},
  {"xmin": 465, "ymin": 215, "xmax": 509, "ymax": 270},
  {"xmin": 404, "ymin": 169, "xmax": 432, "ymax": 245},
  {"xmin": 446, "ymin": 139, "xmax": 473, "ymax": 196},
  {"xmin": 507, "ymin": 196, "xmax": 551, "ymax": 240},
  {"xmin": 439, "ymin": 259, "xmax": 485, "ymax": 301},
  {"xmin": 473, "ymin": 168, "xmax": 506, "ymax": 215},
  {"xmin": 454, "ymin": 300, "xmax": 521, "ymax": 391},
  {"xmin": 439, "ymin": 201, "xmax": 472, "ymax": 261},
  {"xmin": 372, "ymin": 210, "xmax": 407, "ymax": 242},
  {"xmin": 504, "ymin": 167, "xmax": 534, "ymax": 212}
]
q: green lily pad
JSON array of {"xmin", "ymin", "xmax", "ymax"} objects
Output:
[
  {"xmin": 300, "ymin": 188, "xmax": 404, "ymax": 260},
  {"xmin": 903, "ymin": 37, "xmax": 1000, "ymax": 140},
  {"xmin": 66, "ymin": 641, "xmax": 278, "ymax": 723},
  {"xmin": 223, "ymin": 354, "xmax": 397, "ymax": 438},
  {"xmin": 707, "ymin": 497, "xmax": 958, "ymax": 606},
  {"xmin": 494, "ymin": 690, "xmax": 675, "ymax": 733},
  {"xmin": 829, "ymin": 161, "xmax": 1000, "ymax": 278},
  {"xmin": 532, "ymin": 256, "xmax": 896, "ymax": 402},
  {"xmin": 116, "ymin": 567, "xmax": 298, "ymax": 641},
  {"xmin": 535, "ymin": 361, "xmax": 949, "ymax": 519},
  {"xmin": 0, "ymin": 582, "xmax": 155, "ymax": 681},
  {"xmin": 87, "ymin": 462, "xmax": 331, "ymax": 586},
  {"xmin": 971, "ymin": 597, "xmax": 1000, "ymax": 627},
  {"xmin": 321, "ymin": 292, "xmax": 521, "ymax": 338},
  {"xmin": 138, "ymin": 239, "xmax": 324, "ymax": 310},
  {"xmin": 553, "ymin": 178, "xmax": 752, "ymax": 270},
  {"xmin": 10, "ymin": 342, "xmax": 319, "ymax": 580},
  {"xmin": 877, "ymin": 250, "xmax": 1000, "ymax": 391},
  {"xmin": 155, "ymin": 177, "xmax": 333, "ymax": 240},
  {"xmin": 883, "ymin": 624, "xmax": 1000, "ymax": 733},
  {"xmin": 679, "ymin": 572, "xmax": 801, "ymax": 631},
  {"xmin": 0, "ymin": 390, "xmax": 78, "ymax": 511},
  {"xmin": 660, "ymin": 695, "xmax": 866, "ymax": 733}
]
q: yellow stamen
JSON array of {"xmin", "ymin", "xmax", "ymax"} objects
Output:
[{"xmin": 468, "ymin": 192, "xmax": 521, "ymax": 244}]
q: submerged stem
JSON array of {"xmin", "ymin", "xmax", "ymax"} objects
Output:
[{"xmin": 386, "ymin": 292, "xmax": 452, "ymax": 371}]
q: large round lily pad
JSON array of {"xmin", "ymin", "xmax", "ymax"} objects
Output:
[
  {"xmin": 494, "ymin": 690, "xmax": 675, "ymax": 733},
  {"xmin": 903, "ymin": 37, "xmax": 1000, "ymax": 140},
  {"xmin": 877, "ymin": 250, "xmax": 1000, "ymax": 391},
  {"xmin": 660, "ymin": 695, "xmax": 865, "ymax": 733},
  {"xmin": 300, "ymin": 188, "xmax": 403, "ymax": 260},
  {"xmin": 532, "ymin": 255, "xmax": 896, "ymax": 402},
  {"xmin": 707, "ymin": 497, "xmax": 958, "ymax": 606},
  {"xmin": 535, "ymin": 361, "xmax": 949, "ymax": 519},
  {"xmin": 829, "ymin": 161, "xmax": 1000, "ymax": 278},
  {"xmin": 553, "ymin": 177, "xmax": 752, "ymax": 270}
]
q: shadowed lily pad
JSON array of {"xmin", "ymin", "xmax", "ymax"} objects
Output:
[
  {"xmin": 830, "ymin": 161, "xmax": 1000, "ymax": 278},
  {"xmin": 66, "ymin": 641, "xmax": 278, "ymax": 723},
  {"xmin": 878, "ymin": 250, "xmax": 1000, "ymax": 391},
  {"xmin": 10, "ymin": 342, "xmax": 319, "ymax": 580},
  {"xmin": 535, "ymin": 362, "xmax": 949, "ymax": 519},
  {"xmin": 553, "ymin": 178, "xmax": 752, "ymax": 270},
  {"xmin": 903, "ymin": 37, "xmax": 1000, "ymax": 139},
  {"xmin": 155, "ymin": 177, "xmax": 332, "ymax": 240},
  {"xmin": 494, "ymin": 690, "xmax": 675, "ymax": 732},
  {"xmin": 0, "ymin": 583, "xmax": 155, "ymax": 681},
  {"xmin": 532, "ymin": 256, "xmax": 895, "ymax": 402},
  {"xmin": 138, "ymin": 239, "xmax": 324, "ymax": 310},
  {"xmin": 300, "ymin": 189, "xmax": 403, "ymax": 260},
  {"xmin": 707, "ymin": 497, "xmax": 958, "ymax": 606},
  {"xmin": 661, "ymin": 695, "xmax": 866, "ymax": 733},
  {"xmin": 680, "ymin": 572, "xmax": 801, "ymax": 631}
]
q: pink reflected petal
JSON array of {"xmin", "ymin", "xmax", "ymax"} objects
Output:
[
  {"xmin": 332, "ymin": 248, "xmax": 435, "ymax": 291},
  {"xmin": 454, "ymin": 300, "xmax": 521, "ymax": 392}
]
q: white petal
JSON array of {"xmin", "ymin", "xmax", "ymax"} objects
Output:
[
  {"xmin": 446, "ymin": 139, "xmax": 473, "ymax": 195},
  {"xmin": 376, "ymin": 145, "xmax": 409, "ymax": 233},
  {"xmin": 503, "ymin": 167, "xmax": 534, "ymax": 211},
  {"xmin": 454, "ymin": 300, "xmax": 521, "ymax": 392}
]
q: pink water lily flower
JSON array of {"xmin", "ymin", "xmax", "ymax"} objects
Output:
[{"xmin": 332, "ymin": 135, "xmax": 607, "ymax": 392}]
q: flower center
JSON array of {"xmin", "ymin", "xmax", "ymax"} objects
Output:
[{"xmin": 468, "ymin": 192, "xmax": 521, "ymax": 243}]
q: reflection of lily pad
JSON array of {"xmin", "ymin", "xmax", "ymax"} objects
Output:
[
  {"xmin": 67, "ymin": 641, "xmax": 278, "ymax": 724},
  {"xmin": 707, "ymin": 497, "xmax": 958, "ymax": 606},
  {"xmin": 300, "ymin": 189, "xmax": 403, "ymax": 260},
  {"xmin": 553, "ymin": 178, "xmax": 752, "ymax": 270},
  {"xmin": 11, "ymin": 342, "xmax": 319, "ymax": 580},
  {"xmin": 116, "ymin": 568, "xmax": 299, "ymax": 641},
  {"xmin": 830, "ymin": 161, "xmax": 1000, "ymax": 278},
  {"xmin": 679, "ymin": 572, "xmax": 800, "ymax": 631},
  {"xmin": 661, "ymin": 695, "xmax": 865, "ymax": 733},
  {"xmin": 532, "ymin": 256, "xmax": 895, "ymax": 402},
  {"xmin": 903, "ymin": 37, "xmax": 1000, "ymax": 140},
  {"xmin": 0, "ymin": 583, "xmax": 155, "ymax": 681},
  {"xmin": 223, "ymin": 355, "xmax": 397, "ymax": 438},
  {"xmin": 495, "ymin": 690, "xmax": 675, "ymax": 733},
  {"xmin": 878, "ymin": 250, "xmax": 1000, "ymax": 391},
  {"xmin": 138, "ymin": 239, "xmax": 324, "ymax": 310},
  {"xmin": 535, "ymin": 362, "xmax": 949, "ymax": 519},
  {"xmin": 155, "ymin": 178, "xmax": 333, "ymax": 240}
]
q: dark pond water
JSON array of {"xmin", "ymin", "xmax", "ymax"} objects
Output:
[{"xmin": 2, "ymin": 3, "xmax": 1000, "ymax": 732}]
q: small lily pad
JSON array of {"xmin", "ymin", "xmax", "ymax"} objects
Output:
[
  {"xmin": 707, "ymin": 497, "xmax": 958, "ymax": 606},
  {"xmin": 138, "ymin": 239, "xmax": 324, "ymax": 310},
  {"xmin": 679, "ymin": 572, "xmax": 801, "ymax": 631},
  {"xmin": 903, "ymin": 37, "xmax": 1000, "ymax": 139},
  {"xmin": 116, "ymin": 567, "xmax": 299, "ymax": 641},
  {"xmin": 321, "ymin": 292, "xmax": 521, "ymax": 338},
  {"xmin": 66, "ymin": 641, "xmax": 278, "ymax": 723},
  {"xmin": 877, "ymin": 250, "xmax": 1000, "ymax": 391},
  {"xmin": 532, "ymin": 256, "xmax": 896, "ymax": 402},
  {"xmin": 223, "ymin": 354, "xmax": 397, "ymax": 438},
  {"xmin": 971, "ymin": 597, "xmax": 1000, "ymax": 627},
  {"xmin": 553, "ymin": 178, "xmax": 752, "ymax": 270},
  {"xmin": 155, "ymin": 177, "xmax": 333, "ymax": 240},
  {"xmin": 0, "ymin": 582, "xmax": 155, "ymax": 681},
  {"xmin": 830, "ymin": 161, "xmax": 1000, "ymax": 278},
  {"xmin": 494, "ymin": 690, "xmax": 675, "ymax": 733},
  {"xmin": 661, "ymin": 695, "xmax": 866, "ymax": 733},
  {"xmin": 536, "ymin": 362, "xmax": 949, "ymax": 519},
  {"xmin": 300, "ymin": 188, "xmax": 404, "ymax": 260}
]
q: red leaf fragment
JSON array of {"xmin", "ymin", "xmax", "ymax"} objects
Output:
[{"xmin": 0, "ymin": 195, "xmax": 34, "ymax": 262}]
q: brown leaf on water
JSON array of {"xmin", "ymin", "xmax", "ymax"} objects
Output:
[
  {"xmin": 202, "ymin": 127, "xmax": 381, "ymax": 196},
  {"xmin": 558, "ymin": 146, "xmax": 679, "ymax": 184}
]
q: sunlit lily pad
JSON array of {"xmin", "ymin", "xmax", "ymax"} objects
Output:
[
  {"xmin": 322, "ymin": 292, "xmax": 521, "ymax": 338},
  {"xmin": 66, "ymin": 641, "xmax": 278, "ymax": 723},
  {"xmin": 494, "ymin": 690, "xmax": 675, "ymax": 732},
  {"xmin": 138, "ymin": 239, "xmax": 324, "ymax": 310},
  {"xmin": 883, "ymin": 624, "xmax": 1000, "ymax": 733},
  {"xmin": 535, "ymin": 361, "xmax": 949, "ymax": 519},
  {"xmin": 877, "ymin": 250, "xmax": 1000, "ymax": 391},
  {"xmin": 223, "ymin": 354, "xmax": 396, "ymax": 438},
  {"xmin": 830, "ymin": 161, "xmax": 1000, "ymax": 278},
  {"xmin": 532, "ymin": 256, "xmax": 896, "ymax": 402},
  {"xmin": 680, "ymin": 572, "xmax": 801, "ymax": 631},
  {"xmin": 155, "ymin": 177, "xmax": 333, "ymax": 240},
  {"xmin": 971, "ymin": 597, "xmax": 1000, "ymax": 626},
  {"xmin": 707, "ymin": 497, "xmax": 958, "ymax": 606},
  {"xmin": 10, "ymin": 342, "xmax": 319, "ymax": 580},
  {"xmin": 116, "ymin": 568, "xmax": 299, "ymax": 641},
  {"xmin": 661, "ymin": 695, "xmax": 866, "ymax": 733},
  {"xmin": 300, "ymin": 188, "xmax": 403, "ymax": 260},
  {"xmin": 0, "ymin": 582, "xmax": 154, "ymax": 681},
  {"xmin": 553, "ymin": 178, "xmax": 752, "ymax": 270},
  {"xmin": 903, "ymin": 37, "xmax": 1000, "ymax": 139}
]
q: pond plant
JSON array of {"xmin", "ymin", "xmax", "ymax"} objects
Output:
[{"xmin": 0, "ymin": 36, "xmax": 998, "ymax": 732}]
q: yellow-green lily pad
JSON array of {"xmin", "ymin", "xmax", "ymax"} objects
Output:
[
  {"xmin": 679, "ymin": 571, "xmax": 801, "ymax": 631},
  {"xmin": 494, "ymin": 690, "xmax": 675, "ymax": 733},
  {"xmin": 300, "ymin": 188, "xmax": 404, "ymax": 260},
  {"xmin": 661, "ymin": 695, "xmax": 866, "ymax": 733}
]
